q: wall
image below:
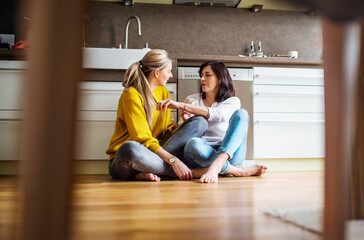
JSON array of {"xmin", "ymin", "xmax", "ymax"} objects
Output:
[{"xmin": 86, "ymin": 2, "xmax": 323, "ymax": 59}]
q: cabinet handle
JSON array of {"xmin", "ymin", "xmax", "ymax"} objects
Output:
[
  {"xmin": 254, "ymin": 92, "xmax": 324, "ymax": 96},
  {"xmin": 254, "ymin": 120, "xmax": 325, "ymax": 124}
]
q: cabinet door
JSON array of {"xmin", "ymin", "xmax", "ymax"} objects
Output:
[
  {"xmin": 253, "ymin": 67, "xmax": 325, "ymax": 159},
  {"xmin": 0, "ymin": 70, "xmax": 25, "ymax": 110},
  {"xmin": 254, "ymin": 113, "xmax": 325, "ymax": 158},
  {"xmin": 74, "ymin": 120, "xmax": 115, "ymax": 160},
  {"xmin": 74, "ymin": 82, "xmax": 178, "ymax": 160},
  {"xmin": 254, "ymin": 85, "xmax": 325, "ymax": 113},
  {"xmin": 77, "ymin": 82, "xmax": 123, "ymax": 111},
  {"xmin": 254, "ymin": 67, "xmax": 324, "ymax": 86},
  {"xmin": 0, "ymin": 120, "xmax": 21, "ymax": 160}
]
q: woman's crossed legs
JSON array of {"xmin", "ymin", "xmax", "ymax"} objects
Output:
[{"xmin": 183, "ymin": 109, "xmax": 267, "ymax": 183}]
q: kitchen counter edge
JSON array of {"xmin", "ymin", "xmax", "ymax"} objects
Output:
[{"xmin": 170, "ymin": 54, "xmax": 323, "ymax": 67}]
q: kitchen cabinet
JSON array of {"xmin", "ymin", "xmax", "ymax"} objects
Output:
[
  {"xmin": 75, "ymin": 81, "xmax": 177, "ymax": 160},
  {"xmin": 0, "ymin": 63, "xmax": 178, "ymax": 161},
  {"xmin": 253, "ymin": 67, "xmax": 325, "ymax": 159},
  {"xmin": 0, "ymin": 62, "xmax": 25, "ymax": 161},
  {"xmin": 0, "ymin": 58, "xmax": 324, "ymax": 166}
]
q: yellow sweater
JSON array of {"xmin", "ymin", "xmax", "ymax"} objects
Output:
[{"xmin": 106, "ymin": 86, "xmax": 176, "ymax": 160}]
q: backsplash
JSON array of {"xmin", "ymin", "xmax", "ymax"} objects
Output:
[{"xmin": 86, "ymin": 2, "xmax": 323, "ymax": 59}]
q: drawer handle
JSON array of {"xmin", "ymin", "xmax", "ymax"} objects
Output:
[
  {"xmin": 254, "ymin": 92, "xmax": 324, "ymax": 96},
  {"xmin": 254, "ymin": 120, "xmax": 325, "ymax": 124}
]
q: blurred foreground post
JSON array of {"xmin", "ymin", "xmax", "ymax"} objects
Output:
[{"xmin": 19, "ymin": 0, "xmax": 86, "ymax": 240}]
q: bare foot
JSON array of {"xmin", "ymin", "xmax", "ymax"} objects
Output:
[
  {"xmin": 229, "ymin": 164, "xmax": 267, "ymax": 177},
  {"xmin": 199, "ymin": 166, "xmax": 220, "ymax": 183},
  {"xmin": 135, "ymin": 172, "xmax": 161, "ymax": 182}
]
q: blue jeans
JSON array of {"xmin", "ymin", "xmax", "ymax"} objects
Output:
[
  {"xmin": 108, "ymin": 116, "xmax": 208, "ymax": 180},
  {"xmin": 183, "ymin": 109, "xmax": 249, "ymax": 174}
]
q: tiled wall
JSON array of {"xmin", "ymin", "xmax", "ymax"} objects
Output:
[{"xmin": 86, "ymin": 2, "xmax": 323, "ymax": 59}]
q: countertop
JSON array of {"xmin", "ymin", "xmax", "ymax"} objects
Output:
[
  {"xmin": 1, "ymin": 50, "xmax": 323, "ymax": 67},
  {"xmin": 0, "ymin": 50, "xmax": 26, "ymax": 60},
  {"xmin": 170, "ymin": 53, "xmax": 323, "ymax": 67}
]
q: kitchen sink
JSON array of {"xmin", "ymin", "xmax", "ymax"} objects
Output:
[{"xmin": 83, "ymin": 47, "xmax": 150, "ymax": 70}]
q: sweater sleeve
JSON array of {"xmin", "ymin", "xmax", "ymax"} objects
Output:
[
  {"xmin": 208, "ymin": 97, "xmax": 241, "ymax": 122},
  {"xmin": 123, "ymin": 94, "xmax": 161, "ymax": 153},
  {"xmin": 166, "ymin": 90, "xmax": 177, "ymax": 132}
]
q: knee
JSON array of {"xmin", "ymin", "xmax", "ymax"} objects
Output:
[
  {"xmin": 190, "ymin": 116, "xmax": 208, "ymax": 131},
  {"xmin": 116, "ymin": 141, "xmax": 142, "ymax": 161},
  {"xmin": 184, "ymin": 137, "xmax": 205, "ymax": 155},
  {"xmin": 231, "ymin": 109, "xmax": 250, "ymax": 125}
]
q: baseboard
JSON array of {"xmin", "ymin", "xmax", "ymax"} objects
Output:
[
  {"xmin": 0, "ymin": 158, "xmax": 324, "ymax": 176},
  {"xmin": 0, "ymin": 161, "xmax": 19, "ymax": 175},
  {"xmin": 253, "ymin": 158, "xmax": 324, "ymax": 171},
  {"xmin": 74, "ymin": 160, "xmax": 109, "ymax": 175},
  {"xmin": 0, "ymin": 160, "xmax": 110, "ymax": 175}
]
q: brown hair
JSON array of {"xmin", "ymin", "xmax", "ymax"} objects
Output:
[{"xmin": 198, "ymin": 61, "xmax": 235, "ymax": 102}]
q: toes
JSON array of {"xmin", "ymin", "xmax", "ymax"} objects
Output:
[
  {"xmin": 153, "ymin": 174, "xmax": 161, "ymax": 181},
  {"xmin": 199, "ymin": 176, "xmax": 217, "ymax": 183}
]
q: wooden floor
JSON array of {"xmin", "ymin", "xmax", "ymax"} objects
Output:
[{"xmin": 0, "ymin": 171, "xmax": 324, "ymax": 240}]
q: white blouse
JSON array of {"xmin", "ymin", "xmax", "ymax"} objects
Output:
[{"xmin": 185, "ymin": 93, "xmax": 241, "ymax": 145}]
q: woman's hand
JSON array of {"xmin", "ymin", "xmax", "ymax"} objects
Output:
[
  {"xmin": 180, "ymin": 110, "xmax": 193, "ymax": 121},
  {"xmin": 171, "ymin": 159, "xmax": 193, "ymax": 180},
  {"xmin": 157, "ymin": 99, "xmax": 183, "ymax": 111}
]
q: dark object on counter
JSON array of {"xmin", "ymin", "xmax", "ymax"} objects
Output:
[
  {"xmin": 251, "ymin": 4, "xmax": 263, "ymax": 12},
  {"xmin": 12, "ymin": 40, "xmax": 29, "ymax": 50},
  {"xmin": 0, "ymin": 43, "xmax": 11, "ymax": 49},
  {"xmin": 121, "ymin": 0, "xmax": 134, "ymax": 6},
  {"xmin": 0, "ymin": 35, "xmax": 12, "ymax": 49}
]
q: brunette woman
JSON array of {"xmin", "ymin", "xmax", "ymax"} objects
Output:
[{"xmin": 157, "ymin": 61, "xmax": 267, "ymax": 183}]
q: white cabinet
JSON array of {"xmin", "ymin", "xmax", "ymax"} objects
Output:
[
  {"xmin": 73, "ymin": 82, "xmax": 178, "ymax": 160},
  {"xmin": 0, "ymin": 68, "xmax": 178, "ymax": 161},
  {"xmin": 75, "ymin": 82, "xmax": 123, "ymax": 160},
  {"xmin": 253, "ymin": 67, "xmax": 325, "ymax": 159},
  {"xmin": 0, "ymin": 62, "xmax": 26, "ymax": 161}
]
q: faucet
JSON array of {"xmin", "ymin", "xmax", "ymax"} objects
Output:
[{"xmin": 121, "ymin": 16, "xmax": 141, "ymax": 49}]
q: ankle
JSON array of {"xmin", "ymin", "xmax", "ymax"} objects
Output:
[{"xmin": 208, "ymin": 165, "xmax": 221, "ymax": 173}]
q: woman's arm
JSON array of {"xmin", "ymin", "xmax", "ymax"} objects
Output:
[
  {"xmin": 157, "ymin": 99, "xmax": 210, "ymax": 119},
  {"xmin": 124, "ymin": 92, "xmax": 192, "ymax": 180},
  {"xmin": 155, "ymin": 147, "xmax": 193, "ymax": 180}
]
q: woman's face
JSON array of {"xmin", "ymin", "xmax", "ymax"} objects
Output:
[
  {"xmin": 156, "ymin": 62, "xmax": 173, "ymax": 86},
  {"xmin": 200, "ymin": 65, "xmax": 219, "ymax": 95}
]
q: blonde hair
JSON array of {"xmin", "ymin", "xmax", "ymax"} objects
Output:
[{"xmin": 123, "ymin": 49, "xmax": 172, "ymax": 126}]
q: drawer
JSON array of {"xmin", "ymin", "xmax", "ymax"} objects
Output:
[
  {"xmin": 0, "ymin": 120, "xmax": 21, "ymax": 160},
  {"xmin": 253, "ymin": 113, "xmax": 325, "ymax": 159},
  {"xmin": 77, "ymin": 90, "xmax": 122, "ymax": 111},
  {"xmin": 77, "ymin": 82, "xmax": 123, "ymax": 111},
  {"xmin": 0, "ymin": 70, "xmax": 25, "ymax": 110},
  {"xmin": 253, "ymin": 85, "xmax": 325, "ymax": 113},
  {"xmin": 254, "ymin": 67, "xmax": 324, "ymax": 86}
]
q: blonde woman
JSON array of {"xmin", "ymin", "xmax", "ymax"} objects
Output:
[{"xmin": 106, "ymin": 49, "xmax": 207, "ymax": 181}]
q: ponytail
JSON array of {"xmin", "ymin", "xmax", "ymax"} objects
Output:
[{"xmin": 123, "ymin": 49, "xmax": 171, "ymax": 126}]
